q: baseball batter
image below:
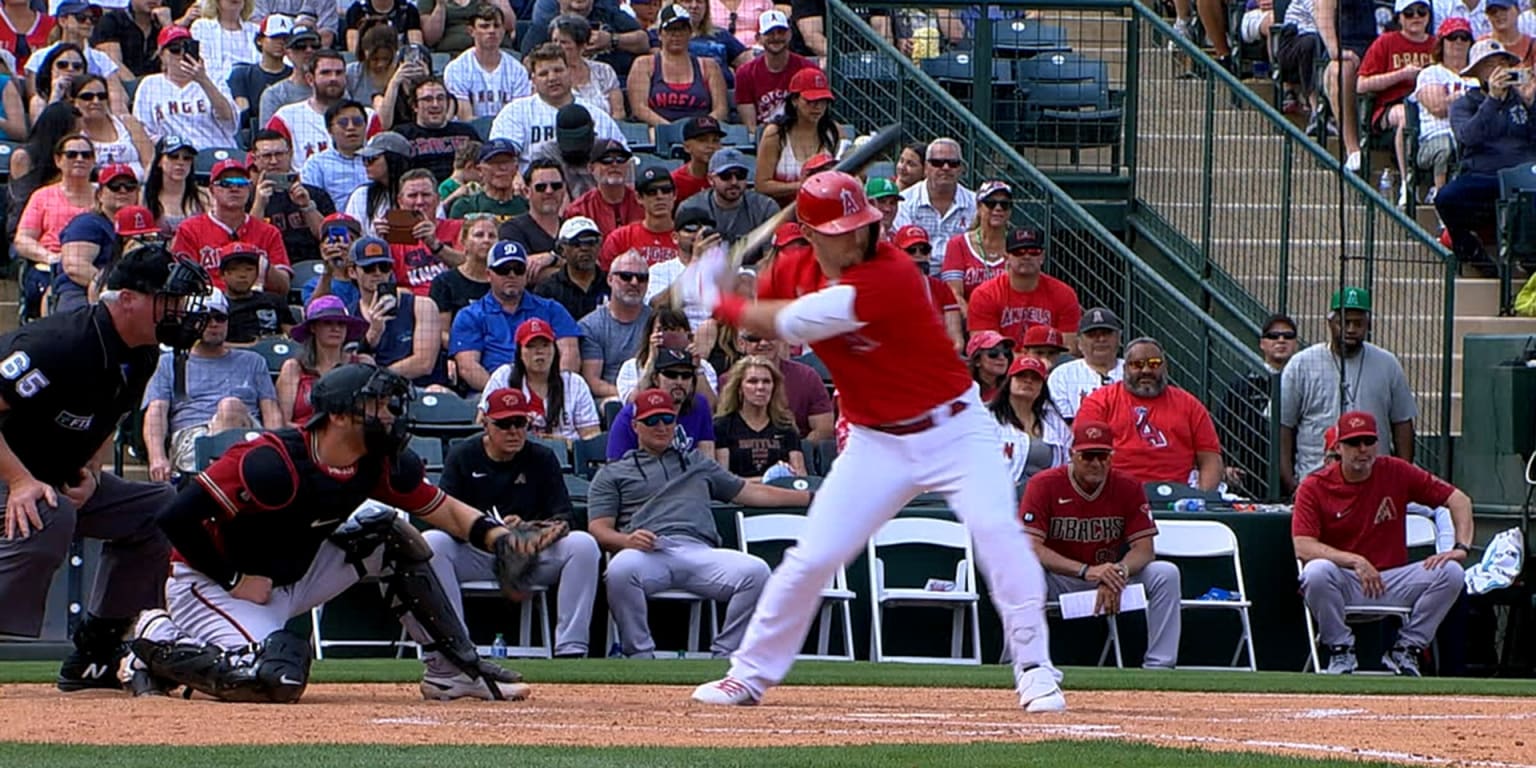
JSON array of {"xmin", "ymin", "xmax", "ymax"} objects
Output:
[
  {"xmin": 124, "ymin": 363, "xmax": 533, "ymax": 702},
  {"xmin": 680, "ymin": 172, "xmax": 1066, "ymax": 711}
]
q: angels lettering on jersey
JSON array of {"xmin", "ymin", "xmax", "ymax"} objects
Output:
[
  {"xmin": 153, "ymin": 99, "xmax": 212, "ymax": 122},
  {"xmin": 999, "ymin": 306, "xmax": 1053, "ymax": 329},
  {"xmin": 1133, "ymin": 405, "xmax": 1169, "ymax": 449}
]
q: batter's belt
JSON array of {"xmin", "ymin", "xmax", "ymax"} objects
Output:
[{"xmin": 868, "ymin": 401, "xmax": 967, "ymax": 436}]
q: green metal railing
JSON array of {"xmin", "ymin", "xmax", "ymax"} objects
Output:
[
  {"xmin": 829, "ymin": 0, "xmax": 1282, "ymax": 498},
  {"xmin": 1125, "ymin": 5, "xmax": 1455, "ymax": 477}
]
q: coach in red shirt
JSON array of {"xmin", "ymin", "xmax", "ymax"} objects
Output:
[
  {"xmin": 171, "ymin": 158, "xmax": 292, "ymax": 295},
  {"xmin": 1293, "ymin": 410, "xmax": 1473, "ymax": 677},
  {"xmin": 1021, "ymin": 420, "xmax": 1182, "ymax": 669},
  {"xmin": 965, "ymin": 227, "xmax": 1081, "ymax": 349},
  {"xmin": 1076, "ymin": 338, "xmax": 1223, "ymax": 490}
]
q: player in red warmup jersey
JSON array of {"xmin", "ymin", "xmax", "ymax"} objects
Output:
[{"xmin": 680, "ymin": 172, "xmax": 1065, "ymax": 712}]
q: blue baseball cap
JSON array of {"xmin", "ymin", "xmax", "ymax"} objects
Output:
[
  {"xmin": 350, "ymin": 236, "xmax": 392, "ymax": 266},
  {"xmin": 488, "ymin": 240, "xmax": 528, "ymax": 270},
  {"xmin": 478, "ymin": 138, "xmax": 522, "ymax": 163}
]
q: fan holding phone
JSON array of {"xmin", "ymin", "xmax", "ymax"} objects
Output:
[{"xmin": 132, "ymin": 26, "xmax": 239, "ymax": 148}]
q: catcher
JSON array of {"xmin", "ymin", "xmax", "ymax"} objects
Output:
[{"xmin": 124, "ymin": 363, "xmax": 545, "ymax": 703}]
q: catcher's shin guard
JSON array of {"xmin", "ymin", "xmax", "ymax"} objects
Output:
[
  {"xmin": 130, "ymin": 629, "xmax": 311, "ymax": 703},
  {"xmin": 330, "ymin": 505, "xmax": 497, "ymax": 696}
]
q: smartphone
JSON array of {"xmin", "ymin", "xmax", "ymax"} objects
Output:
[
  {"xmin": 323, "ymin": 223, "xmax": 354, "ymax": 244},
  {"xmin": 1516, "ymin": 69, "xmax": 1532, "ymax": 86},
  {"xmin": 267, "ymin": 172, "xmax": 292, "ymax": 188},
  {"xmin": 181, "ymin": 39, "xmax": 201, "ymax": 61},
  {"xmin": 376, "ymin": 291, "xmax": 398, "ymax": 318},
  {"xmin": 661, "ymin": 329, "xmax": 689, "ymax": 350},
  {"xmin": 385, "ymin": 209, "xmax": 425, "ymax": 245}
]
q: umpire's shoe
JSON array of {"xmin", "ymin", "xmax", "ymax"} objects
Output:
[
  {"xmin": 420, "ymin": 670, "xmax": 531, "ymax": 701},
  {"xmin": 57, "ymin": 615, "xmax": 132, "ymax": 692}
]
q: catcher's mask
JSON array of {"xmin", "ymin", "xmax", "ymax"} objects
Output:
[
  {"xmin": 104, "ymin": 246, "xmax": 213, "ymax": 351},
  {"xmin": 305, "ymin": 363, "xmax": 414, "ymax": 456}
]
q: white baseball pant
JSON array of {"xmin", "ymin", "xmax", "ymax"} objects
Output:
[{"xmin": 725, "ymin": 386, "xmax": 1053, "ymax": 697}]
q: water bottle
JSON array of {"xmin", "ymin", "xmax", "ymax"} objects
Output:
[
  {"xmin": 491, "ymin": 633, "xmax": 507, "ymax": 658},
  {"xmin": 1172, "ymin": 498, "xmax": 1206, "ymax": 513},
  {"xmin": 1378, "ymin": 169, "xmax": 1395, "ymax": 199}
]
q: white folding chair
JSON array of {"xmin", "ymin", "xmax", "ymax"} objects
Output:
[
  {"xmin": 461, "ymin": 581, "xmax": 553, "ymax": 658},
  {"xmin": 1154, "ymin": 519, "xmax": 1256, "ymax": 671},
  {"xmin": 735, "ymin": 512, "xmax": 855, "ymax": 661},
  {"xmin": 867, "ymin": 517, "xmax": 981, "ymax": 665},
  {"xmin": 604, "ymin": 553, "xmax": 719, "ymax": 659},
  {"xmin": 1299, "ymin": 515, "xmax": 1440, "ymax": 673},
  {"xmin": 1042, "ymin": 601, "xmax": 1124, "ymax": 668},
  {"xmin": 310, "ymin": 504, "xmax": 419, "ymax": 660}
]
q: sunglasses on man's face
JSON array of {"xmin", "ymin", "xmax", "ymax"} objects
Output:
[
  {"xmin": 564, "ymin": 235, "xmax": 601, "ymax": 248},
  {"xmin": 716, "ymin": 169, "xmax": 748, "ymax": 182},
  {"xmin": 289, "ymin": 41, "xmax": 317, "ymax": 51},
  {"xmin": 61, "ymin": 149, "xmax": 94, "ymax": 160},
  {"xmin": 1126, "ymin": 357, "xmax": 1165, "ymax": 372},
  {"xmin": 612, "ymin": 270, "xmax": 648, "ymax": 283},
  {"xmin": 68, "ymin": 10, "xmax": 100, "ymax": 22},
  {"xmin": 905, "ymin": 245, "xmax": 932, "ymax": 257},
  {"xmin": 76, "ymin": 91, "xmax": 108, "ymax": 102},
  {"xmin": 214, "ymin": 178, "xmax": 251, "ymax": 189},
  {"xmin": 1341, "ymin": 436, "xmax": 1379, "ymax": 448},
  {"xmin": 927, "ymin": 158, "xmax": 962, "ymax": 168},
  {"xmin": 359, "ymin": 263, "xmax": 392, "ymax": 274},
  {"xmin": 597, "ymin": 155, "xmax": 628, "ymax": 165},
  {"xmin": 1262, "ymin": 330, "xmax": 1297, "ymax": 340},
  {"xmin": 106, "ymin": 181, "xmax": 140, "ymax": 193},
  {"xmin": 334, "ymin": 115, "xmax": 367, "ymax": 128},
  {"xmin": 491, "ymin": 262, "xmax": 528, "ymax": 277},
  {"xmin": 658, "ymin": 368, "xmax": 693, "ymax": 381},
  {"xmin": 741, "ymin": 334, "xmax": 771, "ymax": 344},
  {"xmin": 1077, "ymin": 451, "xmax": 1112, "ymax": 463},
  {"xmin": 638, "ymin": 412, "xmax": 678, "ymax": 427},
  {"xmin": 492, "ymin": 416, "xmax": 531, "ymax": 431},
  {"xmin": 1399, "ymin": 5, "xmax": 1429, "ymax": 16},
  {"xmin": 532, "ymin": 181, "xmax": 565, "ymax": 193},
  {"xmin": 641, "ymin": 186, "xmax": 676, "ymax": 197}
]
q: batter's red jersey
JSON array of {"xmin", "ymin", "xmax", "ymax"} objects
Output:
[
  {"xmin": 756, "ymin": 243, "xmax": 823, "ymax": 301},
  {"xmin": 1292, "ymin": 456, "xmax": 1455, "ymax": 570},
  {"xmin": 806, "ymin": 241, "xmax": 972, "ymax": 426},
  {"xmin": 598, "ymin": 221, "xmax": 680, "ymax": 270},
  {"xmin": 965, "ymin": 272, "xmax": 1082, "ymax": 345},
  {"xmin": 170, "ymin": 214, "xmax": 292, "ymax": 291},
  {"xmin": 1021, "ymin": 464, "xmax": 1156, "ymax": 565},
  {"xmin": 1076, "ymin": 383, "xmax": 1222, "ymax": 485}
]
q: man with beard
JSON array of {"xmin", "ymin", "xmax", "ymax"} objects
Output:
[
  {"xmin": 489, "ymin": 43, "xmax": 624, "ymax": 173},
  {"xmin": 248, "ymin": 130, "xmax": 335, "ymax": 263},
  {"xmin": 452, "ymin": 241, "xmax": 582, "ymax": 391},
  {"xmin": 448, "ymin": 139, "xmax": 530, "ymax": 223},
  {"xmin": 564, "ymin": 139, "xmax": 643, "ymax": 236},
  {"xmin": 268, "ymin": 51, "xmax": 363, "ymax": 165},
  {"xmin": 300, "ymin": 99, "xmax": 370, "ymax": 213},
  {"xmin": 675, "ymin": 148, "xmax": 779, "ymax": 251},
  {"xmin": 534, "ymin": 216, "xmax": 608, "ymax": 322},
  {"xmin": 1279, "ymin": 287, "xmax": 1417, "ymax": 494},
  {"xmin": 599, "ymin": 163, "xmax": 680, "ymax": 270},
  {"xmin": 526, "ymin": 103, "xmax": 604, "ymax": 198},
  {"xmin": 579, "ymin": 250, "xmax": 652, "ymax": 401},
  {"xmin": 394, "ymin": 78, "xmax": 482, "ymax": 184},
  {"xmin": 733, "ymin": 10, "xmax": 817, "ymax": 133},
  {"xmin": 1076, "ymin": 338, "xmax": 1224, "ymax": 490},
  {"xmin": 605, "ymin": 349, "xmax": 716, "ymax": 459},
  {"xmin": 499, "ymin": 160, "xmax": 566, "ymax": 278}
]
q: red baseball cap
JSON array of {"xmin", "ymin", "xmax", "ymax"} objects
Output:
[
  {"xmin": 211, "ymin": 158, "xmax": 249, "ymax": 179},
  {"xmin": 892, "ymin": 224, "xmax": 931, "ymax": 250},
  {"xmin": 1072, "ymin": 420, "xmax": 1115, "ymax": 452},
  {"xmin": 772, "ymin": 221, "xmax": 807, "ymax": 248},
  {"xmin": 802, "ymin": 152, "xmax": 837, "ymax": 175},
  {"xmin": 965, "ymin": 330, "xmax": 1013, "ymax": 358},
  {"xmin": 115, "ymin": 205, "xmax": 159, "ymax": 237},
  {"xmin": 1437, "ymin": 16, "xmax": 1471, "ymax": 38},
  {"xmin": 633, "ymin": 388, "xmax": 677, "ymax": 420},
  {"xmin": 1007, "ymin": 356, "xmax": 1049, "ymax": 379},
  {"xmin": 216, "ymin": 240, "xmax": 263, "ymax": 268},
  {"xmin": 1021, "ymin": 324, "xmax": 1068, "ymax": 352},
  {"xmin": 1335, "ymin": 411, "xmax": 1378, "ymax": 443},
  {"xmin": 789, "ymin": 68, "xmax": 833, "ymax": 101},
  {"xmin": 484, "ymin": 388, "xmax": 533, "ymax": 419},
  {"xmin": 515, "ymin": 317, "xmax": 555, "ymax": 346},
  {"xmin": 158, "ymin": 25, "xmax": 192, "ymax": 48},
  {"xmin": 97, "ymin": 163, "xmax": 137, "ymax": 186}
]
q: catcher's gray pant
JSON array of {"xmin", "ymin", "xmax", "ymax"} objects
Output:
[
  {"xmin": 0, "ymin": 473, "xmax": 174, "ymax": 636},
  {"xmin": 1299, "ymin": 558, "xmax": 1465, "ymax": 649},
  {"xmin": 423, "ymin": 529, "xmax": 601, "ymax": 656},
  {"xmin": 606, "ymin": 534, "xmax": 770, "ymax": 658},
  {"xmin": 1043, "ymin": 560, "xmax": 1183, "ymax": 669}
]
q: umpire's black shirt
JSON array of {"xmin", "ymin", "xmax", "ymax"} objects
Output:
[
  {"xmin": 0, "ymin": 305, "xmax": 158, "ymax": 485},
  {"xmin": 439, "ymin": 436, "xmax": 574, "ymax": 528}
]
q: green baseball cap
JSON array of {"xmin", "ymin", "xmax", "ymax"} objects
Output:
[
  {"xmin": 865, "ymin": 176, "xmax": 899, "ymax": 199},
  {"xmin": 1330, "ymin": 286, "xmax": 1372, "ymax": 312}
]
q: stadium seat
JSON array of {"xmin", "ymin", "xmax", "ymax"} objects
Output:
[
  {"xmin": 618, "ymin": 120, "xmax": 656, "ymax": 154},
  {"xmin": 248, "ymin": 337, "xmax": 300, "ymax": 377},
  {"xmin": 572, "ymin": 431, "xmax": 608, "ymax": 479},
  {"xmin": 194, "ymin": 147, "xmax": 243, "ymax": 185},
  {"xmin": 720, "ymin": 122, "xmax": 752, "ymax": 152},
  {"xmin": 562, "ymin": 472, "xmax": 590, "ymax": 502},
  {"xmin": 430, "ymin": 52, "xmax": 451, "ymax": 74},
  {"xmin": 601, "ymin": 399, "xmax": 623, "ymax": 430},
  {"xmin": 530, "ymin": 436, "xmax": 572, "ymax": 470},
  {"xmin": 408, "ymin": 434, "xmax": 445, "ymax": 471},
  {"xmin": 867, "ymin": 517, "xmax": 981, "ymax": 665},
  {"xmin": 990, "ymin": 19, "xmax": 1070, "ymax": 57},
  {"xmin": 192, "ymin": 429, "xmax": 264, "ymax": 471},
  {"xmin": 653, "ymin": 121, "xmax": 688, "ymax": 159},
  {"xmin": 1153, "ymin": 520, "xmax": 1257, "ymax": 671},
  {"xmin": 408, "ymin": 391, "xmax": 480, "ymax": 440},
  {"xmin": 461, "ymin": 581, "xmax": 553, "ymax": 658},
  {"xmin": 605, "ymin": 552, "xmax": 719, "ymax": 659},
  {"xmin": 1498, "ymin": 164, "xmax": 1536, "ymax": 272},
  {"xmin": 1015, "ymin": 53, "xmax": 1109, "ymax": 85},
  {"xmin": 736, "ymin": 512, "xmax": 854, "ymax": 661},
  {"xmin": 470, "ymin": 115, "xmax": 493, "ymax": 141}
]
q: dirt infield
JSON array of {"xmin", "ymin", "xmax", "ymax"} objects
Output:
[{"xmin": 3, "ymin": 683, "xmax": 1534, "ymax": 765}]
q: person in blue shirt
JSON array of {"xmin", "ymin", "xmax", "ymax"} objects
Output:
[
  {"xmin": 605, "ymin": 347, "xmax": 716, "ymax": 460},
  {"xmin": 450, "ymin": 240, "xmax": 580, "ymax": 392},
  {"xmin": 301, "ymin": 212, "xmax": 363, "ymax": 306}
]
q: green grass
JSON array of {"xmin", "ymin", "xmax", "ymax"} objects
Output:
[
  {"xmin": 2, "ymin": 657, "xmax": 1529, "ymax": 695},
  {"xmin": 0, "ymin": 742, "xmax": 1412, "ymax": 768}
]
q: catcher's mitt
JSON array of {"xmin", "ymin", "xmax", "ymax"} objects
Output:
[{"xmin": 492, "ymin": 520, "xmax": 569, "ymax": 599}]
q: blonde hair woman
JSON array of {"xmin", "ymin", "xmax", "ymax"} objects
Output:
[
  {"xmin": 190, "ymin": 0, "xmax": 259, "ymax": 88},
  {"xmin": 940, "ymin": 179, "xmax": 1010, "ymax": 308},
  {"xmin": 713, "ymin": 355, "xmax": 805, "ymax": 479}
]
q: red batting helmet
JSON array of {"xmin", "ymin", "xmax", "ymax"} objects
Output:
[{"xmin": 796, "ymin": 171, "xmax": 883, "ymax": 236}]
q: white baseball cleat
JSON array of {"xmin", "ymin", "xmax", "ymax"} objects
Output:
[
  {"xmin": 1017, "ymin": 666, "xmax": 1067, "ymax": 712},
  {"xmin": 691, "ymin": 677, "xmax": 760, "ymax": 706},
  {"xmin": 420, "ymin": 671, "xmax": 531, "ymax": 701}
]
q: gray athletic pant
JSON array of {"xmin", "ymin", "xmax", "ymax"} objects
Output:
[
  {"xmin": 423, "ymin": 529, "xmax": 601, "ymax": 656},
  {"xmin": 1299, "ymin": 558, "xmax": 1465, "ymax": 649},
  {"xmin": 606, "ymin": 534, "xmax": 770, "ymax": 658},
  {"xmin": 0, "ymin": 473, "xmax": 175, "ymax": 636},
  {"xmin": 1044, "ymin": 560, "xmax": 1183, "ymax": 669}
]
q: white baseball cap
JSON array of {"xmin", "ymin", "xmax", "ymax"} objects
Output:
[
  {"xmin": 759, "ymin": 9, "xmax": 790, "ymax": 34},
  {"xmin": 205, "ymin": 288, "xmax": 229, "ymax": 315},
  {"xmin": 558, "ymin": 216, "xmax": 601, "ymax": 241}
]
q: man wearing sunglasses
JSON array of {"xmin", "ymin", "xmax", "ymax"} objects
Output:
[
  {"xmin": 578, "ymin": 250, "xmax": 652, "ymax": 401},
  {"xmin": 1220, "ymin": 313, "xmax": 1298, "ymax": 498},
  {"xmin": 1076, "ymin": 338, "xmax": 1225, "ymax": 491},
  {"xmin": 133, "ymin": 25, "xmax": 237, "ymax": 149},
  {"xmin": 351, "ymin": 236, "xmax": 444, "ymax": 385},
  {"xmin": 256, "ymin": 23, "xmax": 322, "ymax": 126},
  {"xmin": 675, "ymin": 148, "xmax": 779, "ymax": 251},
  {"xmin": 1021, "ymin": 419, "xmax": 1183, "ymax": 670},
  {"xmin": 598, "ymin": 162, "xmax": 682, "ymax": 272},
  {"xmin": 564, "ymin": 138, "xmax": 643, "ymax": 236},
  {"xmin": 499, "ymin": 159, "xmax": 567, "ymax": 274},
  {"xmin": 533, "ymin": 216, "xmax": 608, "ymax": 322},
  {"xmin": 171, "ymin": 158, "xmax": 293, "ymax": 297},
  {"xmin": 891, "ymin": 137, "xmax": 975, "ymax": 273},
  {"xmin": 966, "ymin": 227, "xmax": 1082, "ymax": 351},
  {"xmin": 451, "ymin": 240, "xmax": 582, "ymax": 392},
  {"xmin": 890, "ymin": 224, "xmax": 964, "ymax": 354},
  {"xmin": 590, "ymin": 387, "xmax": 811, "ymax": 659},
  {"xmin": 1293, "ymin": 411, "xmax": 1474, "ymax": 676}
]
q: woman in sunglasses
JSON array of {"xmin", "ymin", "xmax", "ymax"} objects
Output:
[
  {"xmin": 988, "ymin": 356, "xmax": 1069, "ymax": 487},
  {"xmin": 28, "ymin": 43, "xmax": 88, "ymax": 118},
  {"xmin": 55, "ymin": 163, "xmax": 144, "ymax": 312},
  {"xmin": 23, "ymin": 3, "xmax": 129, "ymax": 112},
  {"xmin": 72, "ymin": 75, "xmax": 154, "ymax": 181},
  {"xmin": 144, "ymin": 135, "xmax": 207, "ymax": 237},
  {"xmin": 276, "ymin": 294, "xmax": 374, "ymax": 428},
  {"xmin": 712, "ymin": 355, "xmax": 805, "ymax": 480},
  {"xmin": 482, "ymin": 318, "xmax": 601, "ymax": 442},
  {"xmin": 941, "ymin": 179, "xmax": 1011, "ymax": 311},
  {"xmin": 14, "ymin": 133, "xmax": 95, "ymax": 317},
  {"xmin": 965, "ymin": 330, "xmax": 1014, "ymax": 403}
]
